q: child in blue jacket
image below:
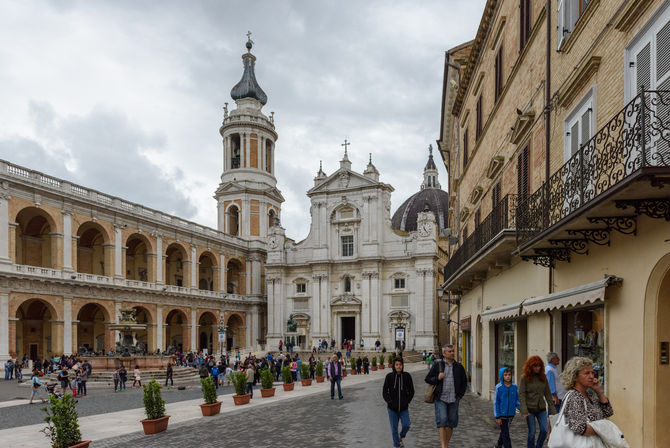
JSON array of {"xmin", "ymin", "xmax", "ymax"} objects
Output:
[{"xmin": 494, "ymin": 367, "xmax": 520, "ymax": 448}]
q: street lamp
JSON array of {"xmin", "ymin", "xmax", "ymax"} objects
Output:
[{"xmin": 218, "ymin": 315, "xmax": 227, "ymax": 359}]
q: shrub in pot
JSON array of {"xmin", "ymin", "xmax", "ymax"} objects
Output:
[
  {"xmin": 315, "ymin": 361, "xmax": 325, "ymax": 382},
  {"xmin": 231, "ymin": 371, "xmax": 250, "ymax": 405},
  {"xmin": 199, "ymin": 376, "xmax": 221, "ymax": 416},
  {"xmin": 41, "ymin": 393, "xmax": 90, "ymax": 448},
  {"xmin": 371, "ymin": 356, "xmax": 378, "ymax": 371},
  {"xmin": 388, "ymin": 353, "xmax": 396, "ymax": 368},
  {"xmin": 379, "ymin": 354, "xmax": 386, "ymax": 369},
  {"xmin": 259, "ymin": 367, "xmax": 276, "ymax": 398},
  {"xmin": 282, "ymin": 365, "xmax": 294, "ymax": 391},
  {"xmin": 141, "ymin": 379, "xmax": 169, "ymax": 434},
  {"xmin": 350, "ymin": 357, "xmax": 357, "ymax": 374},
  {"xmin": 299, "ymin": 363, "xmax": 312, "ymax": 386}
]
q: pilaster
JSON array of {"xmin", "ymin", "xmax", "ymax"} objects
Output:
[
  {"xmin": 156, "ymin": 234, "xmax": 163, "ymax": 284},
  {"xmin": 190, "ymin": 245, "xmax": 197, "ymax": 288},
  {"xmin": 114, "ymin": 226, "xmax": 123, "ymax": 278},
  {"xmin": 0, "ymin": 187, "xmax": 10, "ymax": 267},
  {"xmin": 190, "ymin": 308, "xmax": 197, "ymax": 352},
  {"xmin": 156, "ymin": 305, "xmax": 163, "ymax": 351},
  {"xmin": 62, "ymin": 211, "xmax": 73, "ymax": 271},
  {"xmin": 63, "ymin": 297, "xmax": 73, "ymax": 356},
  {"xmin": 0, "ymin": 292, "xmax": 8, "ymax": 366}
]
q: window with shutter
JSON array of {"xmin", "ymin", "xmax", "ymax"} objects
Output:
[
  {"xmin": 474, "ymin": 209, "xmax": 481, "ymax": 228},
  {"xmin": 636, "ymin": 43, "xmax": 652, "ymax": 93},
  {"xmin": 517, "ymin": 145, "xmax": 530, "ymax": 200},
  {"xmin": 557, "ymin": 0, "xmax": 567, "ymax": 50},
  {"xmin": 476, "ymin": 96, "xmax": 483, "ymax": 141},
  {"xmin": 520, "ymin": 0, "xmax": 531, "ymax": 50},
  {"xmin": 492, "ymin": 182, "xmax": 501, "ymax": 208},
  {"xmin": 495, "ymin": 46, "xmax": 503, "ymax": 102},
  {"xmin": 564, "ymin": 88, "xmax": 595, "ymax": 161},
  {"xmin": 463, "ymin": 128, "xmax": 469, "ymax": 168}
]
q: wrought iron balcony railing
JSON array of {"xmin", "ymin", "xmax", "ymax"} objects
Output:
[
  {"xmin": 444, "ymin": 194, "xmax": 517, "ymax": 282},
  {"xmin": 516, "ymin": 90, "xmax": 670, "ymax": 248}
]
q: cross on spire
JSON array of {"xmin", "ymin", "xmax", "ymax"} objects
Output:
[
  {"xmin": 247, "ymin": 31, "xmax": 253, "ymax": 41},
  {"xmin": 341, "ymin": 138, "xmax": 351, "ymax": 156}
]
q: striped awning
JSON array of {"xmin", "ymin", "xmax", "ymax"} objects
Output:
[
  {"xmin": 522, "ymin": 276, "xmax": 622, "ymax": 314},
  {"xmin": 481, "ymin": 301, "xmax": 524, "ymax": 322}
]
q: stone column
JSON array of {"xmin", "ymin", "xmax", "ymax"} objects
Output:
[
  {"xmin": 252, "ymin": 307, "xmax": 259, "ymax": 349},
  {"xmin": 190, "ymin": 309, "xmax": 197, "ymax": 352},
  {"xmin": 190, "ymin": 246, "xmax": 197, "ymax": 288},
  {"xmin": 156, "ymin": 235, "xmax": 163, "ymax": 284},
  {"xmin": 71, "ymin": 321, "xmax": 78, "ymax": 354},
  {"xmin": 220, "ymin": 254, "xmax": 226, "ymax": 292},
  {"xmin": 246, "ymin": 311, "xmax": 252, "ymax": 348},
  {"xmin": 62, "ymin": 211, "xmax": 73, "ymax": 271},
  {"xmin": 266, "ymin": 278, "xmax": 275, "ymax": 336},
  {"xmin": 245, "ymin": 133, "xmax": 251, "ymax": 169},
  {"xmin": 0, "ymin": 292, "xmax": 9, "ymax": 368},
  {"xmin": 320, "ymin": 275, "xmax": 329, "ymax": 336},
  {"xmin": 114, "ymin": 226, "xmax": 123, "ymax": 278},
  {"xmin": 371, "ymin": 272, "xmax": 380, "ymax": 335},
  {"xmin": 0, "ymin": 192, "xmax": 10, "ymax": 267},
  {"xmin": 361, "ymin": 272, "xmax": 371, "ymax": 337},
  {"xmin": 103, "ymin": 243, "xmax": 114, "ymax": 277},
  {"xmin": 245, "ymin": 260, "xmax": 252, "ymax": 295},
  {"xmin": 312, "ymin": 274, "xmax": 321, "ymax": 337},
  {"xmin": 63, "ymin": 297, "xmax": 72, "ymax": 356},
  {"xmin": 156, "ymin": 306, "xmax": 163, "ymax": 352}
]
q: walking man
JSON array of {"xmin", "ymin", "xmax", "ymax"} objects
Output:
[
  {"xmin": 165, "ymin": 362, "xmax": 174, "ymax": 389},
  {"xmin": 545, "ymin": 352, "xmax": 566, "ymax": 412},
  {"xmin": 383, "ymin": 357, "xmax": 414, "ymax": 448},
  {"xmin": 327, "ymin": 354, "xmax": 343, "ymax": 400},
  {"xmin": 425, "ymin": 344, "xmax": 467, "ymax": 448}
]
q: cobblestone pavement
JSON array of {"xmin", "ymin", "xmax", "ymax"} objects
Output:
[{"xmin": 96, "ymin": 370, "xmax": 537, "ymax": 448}]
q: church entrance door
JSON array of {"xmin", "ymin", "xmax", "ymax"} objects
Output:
[{"xmin": 341, "ymin": 317, "xmax": 355, "ymax": 343}]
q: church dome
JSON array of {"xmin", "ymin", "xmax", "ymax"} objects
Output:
[
  {"xmin": 392, "ymin": 145, "xmax": 449, "ymax": 233},
  {"xmin": 392, "ymin": 188, "xmax": 450, "ymax": 232},
  {"xmin": 230, "ymin": 38, "xmax": 268, "ymax": 105}
]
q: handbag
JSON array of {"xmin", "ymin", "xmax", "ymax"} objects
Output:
[
  {"xmin": 548, "ymin": 390, "xmax": 595, "ymax": 448},
  {"xmin": 424, "ymin": 361, "xmax": 442, "ymax": 403}
]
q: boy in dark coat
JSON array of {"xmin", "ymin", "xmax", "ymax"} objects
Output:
[{"xmin": 383, "ymin": 357, "xmax": 415, "ymax": 448}]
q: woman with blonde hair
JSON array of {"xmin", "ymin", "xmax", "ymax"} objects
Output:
[
  {"xmin": 519, "ymin": 355, "xmax": 556, "ymax": 448},
  {"xmin": 558, "ymin": 357, "xmax": 613, "ymax": 438}
]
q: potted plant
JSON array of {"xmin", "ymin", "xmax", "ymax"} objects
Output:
[
  {"xmin": 300, "ymin": 363, "xmax": 312, "ymax": 386},
  {"xmin": 199, "ymin": 376, "xmax": 221, "ymax": 416},
  {"xmin": 140, "ymin": 379, "xmax": 169, "ymax": 434},
  {"xmin": 41, "ymin": 393, "xmax": 90, "ymax": 448},
  {"xmin": 379, "ymin": 354, "xmax": 386, "ymax": 369},
  {"xmin": 371, "ymin": 356, "xmax": 378, "ymax": 371},
  {"xmin": 315, "ymin": 361, "xmax": 325, "ymax": 382},
  {"xmin": 342, "ymin": 359, "xmax": 348, "ymax": 377},
  {"xmin": 282, "ymin": 365, "xmax": 294, "ymax": 391},
  {"xmin": 260, "ymin": 367, "xmax": 276, "ymax": 398},
  {"xmin": 231, "ymin": 371, "xmax": 250, "ymax": 405},
  {"xmin": 350, "ymin": 357, "xmax": 357, "ymax": 375},
  {"xmin": 388, "ymin": 353, "xmax": 395, "ymax": 368}
]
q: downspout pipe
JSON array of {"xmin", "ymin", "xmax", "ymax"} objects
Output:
[{"xmin": 545, "ymin": 0, "xmax": 554, "ymax": 351}]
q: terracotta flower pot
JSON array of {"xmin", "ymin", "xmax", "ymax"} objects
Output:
[
  {"xmin": 371, "ymin": 366, "xmax": 378, "ymax": 371},
  {"xmin": 388, "ymin": 364, "xmax": 393, "ymax": 368},
  {"xmin": 379, "ymin": 364, "xmax": 385, "ymax": 369},
  {"xmin": 69, "ymin": 441, "xmax": 91, "ymax": 448},
  {"xmin": 200, "ymin": 401, "xmax": 222, "ymax": 416},
  {"xmin": 350, "ymin": 369, "xmax": 357, "ymax": 375},
  {"xmin": 232, "ymin": 394, "xmax": 251, "ymax": 406},
  {"xmin": 140, "ymin": 415, "xmax": 170, "ymax": 435},
  {"xmin": 316, "ymin": 376, "xmax": 325, "ymax": 383},
  {"xmin": 282, "ymin": 382, "xmax": 295, "ymax": 391},
  {"xmin": 343, "ymin": 369, "xmax": 348, "ymax": 377},
  {"xmin": 260, "ymin": 387, "xmax": 276, "ymax": 397},
  {"xmin": 301, "ymin": 379, "xmax": 313, "ymax": 386}
]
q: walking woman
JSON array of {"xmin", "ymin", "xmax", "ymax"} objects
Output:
[
  {"xmin": 519, "ymin": 356, "xmax": 556, "ymax": 448},
  {"xmin": 132, "ymin": 365, "xmax": 142, "ymax": 388},
  {"xmin": 382, "ymin": 357, "xmax": 414, "ymax": 448}
]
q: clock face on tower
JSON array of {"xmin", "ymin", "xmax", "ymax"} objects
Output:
[
  {"xmin": 268, "ymin": 236, "xmax": 278, "ymax": 249},
  {"xmin": 419, "ymin": 222, "xmax": 432, "ymax": 237}
]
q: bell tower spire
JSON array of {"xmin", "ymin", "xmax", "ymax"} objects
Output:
[
  {"xmin": 421, "ymin": 144, "xmax": 440, "ymax": 190},
  {"xmin": 215, "ymin": 35, "xmax": 284, "ymax": 240}
]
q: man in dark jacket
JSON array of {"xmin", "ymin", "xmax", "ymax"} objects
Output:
[
  {"xmin": 383, "ymin": 357, "xmax": 415, "ymax": 448},
  {"xmin": 425, "ymin": 344, "xmax": 467, "ymax": 448}
]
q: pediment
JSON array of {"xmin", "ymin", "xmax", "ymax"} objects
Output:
[
  {"xmin": 330, "ymin": 294, "xmax": 362, "ymax": 306},
  {"xmin": 308, "ymin": 169, "xmax": 382, "ymax": 195}
]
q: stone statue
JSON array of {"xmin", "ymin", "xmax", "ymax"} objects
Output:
[
  {"xmin": 119, "ymin": 308, "xmax": 137, "ymax": 323},
  {"xmin": 286, "ymin": 314, "xmax": 298, "ymax": 333}
]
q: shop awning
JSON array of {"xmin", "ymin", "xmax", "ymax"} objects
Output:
[
  {"xmin": 522, "ymin": 276, "xmax": 622, "ymax": 314},
  {"xmin": 481, "ymin": 301, "xmax": 524, "ymax": 322}
]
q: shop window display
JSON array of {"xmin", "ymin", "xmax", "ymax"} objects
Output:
[
  {"xmin": 562, "ymin": 306, "xmax": 605, "ymax": 387},
  {"xmin": 495, "ymin": 322, "xmax": 515, "ymax": 381}
]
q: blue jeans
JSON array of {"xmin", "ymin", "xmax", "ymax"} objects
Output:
[
  {"xmin": 526, "ymin": 410, "xmax": 548, "ymax": 448},
  {"xmin": 497, "ymin": 416, "xmax": 513, "ymax": 448},
  {"xmin": 434, "ymin": 399, "xmax": 459, "ymax": 428},
  {"xmin": 330, "ymin": 377, "xmax": 342, "ymax": 398},
  {"xmin": 387, "ymin": 408, "xmax": 411, "ymax": 447},
  {"xmin": 246, "ymin": 382, "xmax": 253, "ymax": 398}
]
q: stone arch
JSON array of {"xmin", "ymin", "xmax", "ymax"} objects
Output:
[
  {"xmin": 14, "ymin": 207, "xmax": 59, "ymax": 268},
  {"xmin": 643, "ymin": 253, "xmax": 670, "ymax": 447},
  {"xmin": 226, "ymin": 258, "xmax": 245, "ymax": 294},
  {"xmin": 14, "ymin": 298, "xmax": 59, "ymax": 361},
  {"xmin": 76, "ymin": 302, "xmax": 112, "ymax": 354},
  {"xmin": 76, "ymin": 222, "xmax": 111, "ymax": 276},
  {"xmin": 226, "ymin": 204, "xmax": 240, "ymax": 236},
  {"xmin": 225, "ymin": 313, "xmax": 245, "ymax": 351},
  {"xmin": 330, "ymin": 203, "xmax": 360, "ymax": 221},
  {"xmin": 198, "ymin": 251, "xmax": 217, "ymax": 291},
  {"xmin": 165, "ymin": 242, "xmax": 188, "ymax": 287},
  {"xmin": 165, "ymin": 308, "xmax": 189, "ymax": 353},
  {"xmin": 198, "ymin": 311, "xmax": 218, "ymax": 353},
  {"xmin": 125, "ymin": 233, "xmax": 151, "ymax": 281}
]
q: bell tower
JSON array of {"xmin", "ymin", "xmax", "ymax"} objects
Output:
[{"xmin": 216, "ymin": 34, "xmax": 284, "ymax": 240}]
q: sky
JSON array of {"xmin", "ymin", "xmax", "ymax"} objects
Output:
[{"xmin": 0, "ymin": 0, "xmax": 485, "ymax": 240}]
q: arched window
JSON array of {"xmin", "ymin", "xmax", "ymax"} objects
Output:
[
  {"xmin": 268, "ymin": 209, "xmax": 276, "ymax": 229},
  {"xmin": 231, "ymin": 134, "xmax": 241, "ymax": 169},
  {"xmin": 265, "ymin": 140, "xmax": 272, "ymax": 174},
  {"xmin": 228, "ymin": 205, "xmax": 240, "ymax": 236}
]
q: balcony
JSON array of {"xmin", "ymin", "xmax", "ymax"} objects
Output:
[
  {"xmin": 8, "ymin": 264, "xmax": 252, "ymax": 302},
  {"xmin": 443, "ymin": 194, "xmax": 517, "ymax": 290},
  {"xmin": 515, "ymin": 90, "xmax": 670, "ymax": 264}
]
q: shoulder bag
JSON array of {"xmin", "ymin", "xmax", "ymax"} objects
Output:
[
  {"xmin": 548, "ymin": 390, "xmax": 596, "ymax": 448},
  {"xmin": 424, "ymin": 361, "xmax": 442, "ymax": 404}
]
